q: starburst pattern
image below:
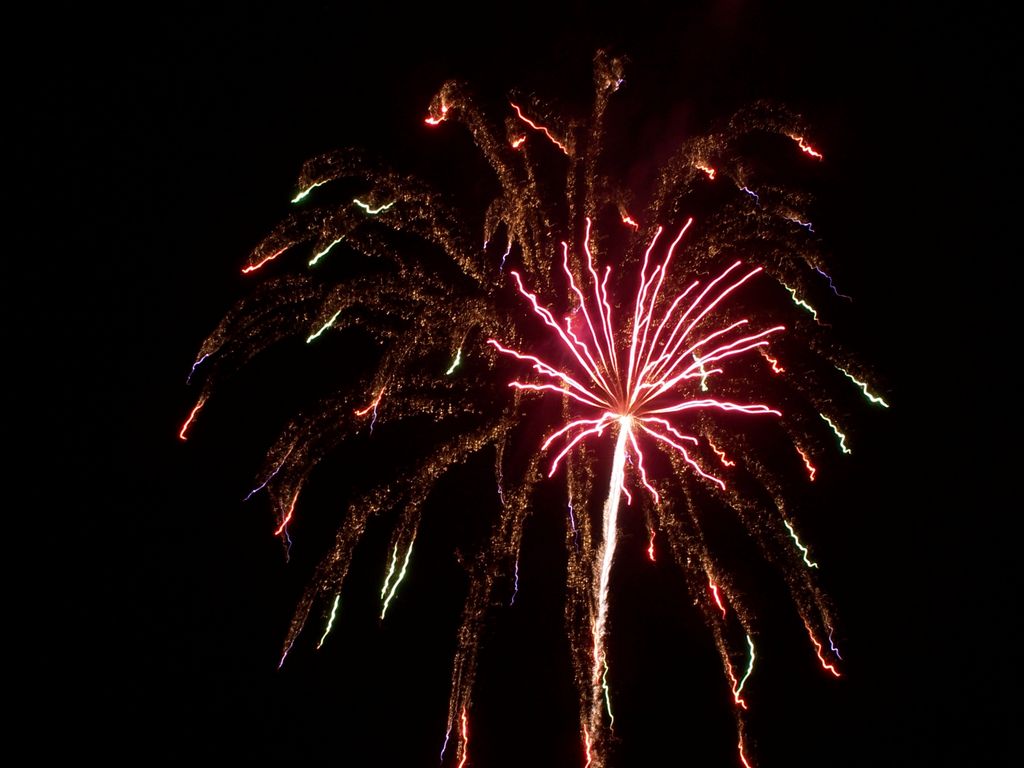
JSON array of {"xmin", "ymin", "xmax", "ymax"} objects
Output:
[{"xmin": 183, "ymin": 52, "xmax": 886, "ymax": 766}]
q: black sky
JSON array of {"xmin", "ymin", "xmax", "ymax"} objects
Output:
[{"xmin": 38, "ymin": 2, "xmax": 1011, "ymax": 765}]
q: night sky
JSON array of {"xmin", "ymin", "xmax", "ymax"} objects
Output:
[{"xmin": 41, "ymin": 3, "xmax": 1010, "ymax": 765}]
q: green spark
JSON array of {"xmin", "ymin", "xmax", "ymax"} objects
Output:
[
  {"xmin": 352, "ymin": 198, "xmax": 395, "ymax": 215},
  {"xmin": 309, "ymin": 236, "xmax": 344, "ymax": 267},
  {"xmin": 446, "ymin": 348, "xmax": 462, "ymax": 375},
  {"xmin": 316, "ymin": 594, "xmax": 341, "ymax": 649},
  {"xmin": 836, "ymin": 366, "xmax": 890, "ymax": 408},
  {"xmin": 736, "ymin": 635, "xmax": 756, "ymax": 698},
  {"xmin": 820, "ymin": 413, "xmax": 852, "ymax": 454},
  {"xmin": 694, "ymin": 353, "xmax": 710, "ymax": 392},
  {"xmin": 783, "ymin": 520, "xmax": 819, "ymax": 568},
  {"xmin": 602, "ymin": 659, "xmax": 615, "ymax": 727},
  {"xmin": 381, "ymin": 541, "xmax": 414, "ymax": 619},
  {"xmin": 306, "ymin": 310, "xmax": 341, "ymax": 343},
  {"xmin": 291, "ymin": 180, "xmax": 328, "ymax": 203},
  {"xmin": 781, "ymin": 282, "xmax": 819, "ymax": 322}
]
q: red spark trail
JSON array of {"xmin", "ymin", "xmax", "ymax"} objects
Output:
[
  {"xmin": 354, "ymin": 388, "xmax": 385, "ymax": 416},
  {"xmin": 709, "ymin": 580, "xmax": 727, "ymax": 619},
  {"xmin": 274, "ymin": 492, "xmax": 298, "ymax": 536},
  {"xmin": 425, "ymin": 100, "xmax": 450, "ymax": 126},
  {"xmin": 510, "ymin": 102, "xmax": 569, "ymax": 154},
  {"xmin": 178, "ymin": 396, "xmax": 207, "ymax": 441},
  {"xmin": 796, "ymin": 446, "xmax": 817, "ymax": 481},
  {"xmin": 242, "ymin": 247, "xmax": 288, "ymax": 274},
  {"xmin": 790, "ymin": 135, "xmax": 823, "ymax": 159},
  {"xmin": 806, "ymin": 623, "xmax": 841, "ymax": 677}
]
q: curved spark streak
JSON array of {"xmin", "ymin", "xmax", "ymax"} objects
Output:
[
  {"xmin": 316, "ymin": 594, "xmax": 340, "ymax": 649},
  {"xmin": 783, "ymin": 519, "xmax": 819, "ymax": 568},
  {"xmin": 820, "ymin": 413, "xmax": 852, "ymax": 454},
  {"xmin": 739, "ymin": 738, "xmax": 753, "ymax": 768},
  {"xmin": 309, "ymin": 236, "xmax": 344, "ymax": 267},
  {"xmin": 307, "ymin": 311, "xmax": 342, "ymax": 343},
  {"xmin": 601, "ymin": 659, "xmax": 614, "ymax": 727},
  {"xmin": 352, "ymin": 198, "xmax": 395, "ymax": 215},
  {"xmin": 709, "ymin": 581, "xmax": 727, "ymax": 618},
  {"xmin": 814, "ymin": 266, "xmax": 852, "ymax": 301},
  {"xmin": 355, "ymin": 389, "xmax": 385, "ymax": 417},
  {"xmin": 381, "ymin": 540, "xmax": 414, "ymax": 619},
  {"xmin": 446, "ymin": 348, "xmax": 463, "ymax": 375},
  {"xmin": 791, "ymin": 135, "xmax": 824, "ymax": 159},
  {"xmin": 731, "ymin": 634, "xmax": 755, "ymax": 708},
  {"xmin": 242, "ymin": 247, "xmax": 288, "ymax": 274},
  {"xmin": 796, "ymin": 446, "xmax": 816, "ymax": 481},
  {"xmin": 759, "ymin": 347, "xmax": 785, "ymax": 373},
  {"xmin": 807, "ymin": 624, "xmax": 842, "ymax": 677},
  {"xmin": 782, "ymin": 282, "xmax": 819, "ymax": 321},
  {"xmin": 709, "ymin": 439, "xmax": 736, "ymax": 467},
  {"xmin": 178, "ymin": 397, "xmax": 207, "ymax": 441},
  {"xmin": 836, "ymin": 367, "xmax": 890, "ymax": 407},
  {"xmin": 457, "ymin": 707, "xmax": 469, "ymax": 768},
  {"xmin": 509, "ymin": 102, "xmax": 569, "ymax": 154},
  {"xmin": 274, "ymin": 493, "xmax": 298, "ymax": 536},
  {"xmin": 291, "ymin": 180, "xmax": 328, "ymax": 203},
  {"xmin": 187, "ymin": 353, "xmax": 210, "ymax": 384},
  {"xmin": 828, "ymin": 629, "xmax": 843, "ymax": 660}
]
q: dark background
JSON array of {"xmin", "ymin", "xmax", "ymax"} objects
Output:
[{"xmin": 37, "ymin": 2, "xmax": 1010, "ymax": 765}]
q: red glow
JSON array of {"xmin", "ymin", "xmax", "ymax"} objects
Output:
[
  {"xmin": 796, "ymin": 446, "xmax": 817, "ymax": 481},
  {"xmin": 583, "ymin": 726, "xmax": 593, "ymax": 768},
  {"xmin": 511, "ymin": 135, "xmax": 527, "ymax": 148},
  {"xmin": 697, "ymin": 163, "xmax": 717, "ymax": 179},
  {"xmin": 806, "ymin": 623, "xmax": 841, "ymax": 677},
  {"xmin": 509, "ymin": 102, "xmax": 569, "ymax": 154},
  {"xmin": 791, "ymin": 135, "xmax": 823, "ymax": 159},
  {"xmin": 242, "ymin": 247, "xmax": 287, "ymax": 274},
  {"xmin": 274, "ymin": 492, "xmax": 298, "ymax": 536},
  {"xmin": 425, "ymin": 101, "xmax": 450, "ymax": 126},
  {"xmin": 709, "ymin": 580, "xmax": 727, "ymax": 619},
  {"xmin": 621, "ymin": 214, "xmax": 639, "ymax": 229},
  {"xmin": 354, "ymin": 388, "xmax": 385, "ymax": 416},
  {"xmin": 178, "ymin": 397, "xmax": 207, "ymax": 441},
  {"xmin": 647, "ymin": 529, "xmax": 656, "ymax": 561}
]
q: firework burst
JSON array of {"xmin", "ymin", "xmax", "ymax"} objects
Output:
[{"xmin": 183, "ymin": 52, "xmax": 886, "ymax": 766}]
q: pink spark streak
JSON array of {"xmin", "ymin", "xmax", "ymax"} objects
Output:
[
  {"xmin": 791, "ymin": 135, "xmax": 823, "ymax": 159},
  {"xmin": 509, "ymin": 102, "xmax": 569, "ymax": 154},
  {"xmin": 178, "ymin": 396, "xmax": 207, "ymax": 441},
  {"xmin": 489, "ymin": 219, "xmax": 784, "ymax": 502}
]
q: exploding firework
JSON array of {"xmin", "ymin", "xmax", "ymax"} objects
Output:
[{"xmin": 183, "ymin": 52, "xmax": 886, "ymax": 766}]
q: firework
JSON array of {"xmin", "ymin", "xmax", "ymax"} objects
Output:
[{"xmin": 184, "ymin": 51, "xmax": 886, "ymax": 766}]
